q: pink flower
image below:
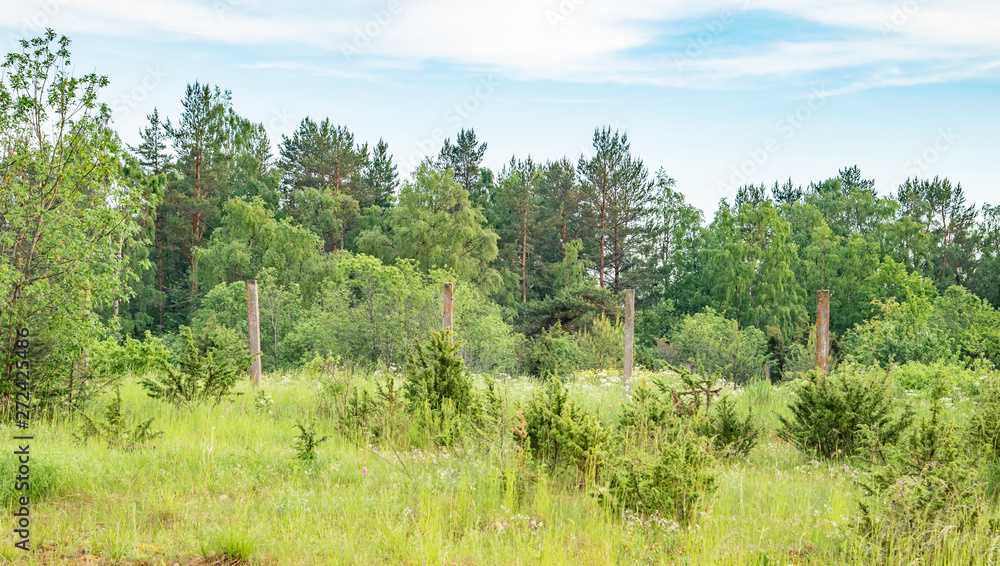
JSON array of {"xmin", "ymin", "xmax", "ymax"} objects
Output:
[{"xmin": 362, "ymin": 467, "xmax": 368, "ymax": 476}]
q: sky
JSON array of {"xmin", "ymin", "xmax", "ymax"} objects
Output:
[{"xmin": 1, "ymin": 0, "xmax": 997, "ymax": 215}]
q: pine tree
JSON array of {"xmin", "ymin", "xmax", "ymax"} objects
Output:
[
  {"xmin": 438, "ymin": 128, "xmax": 488, "ymax": 204},
  {"xmin": 130, "ymin": 108, "xmax": 170, "ymax": 174},
  {"xmin": 578, "ymin": 128, "xmax": 655, "ymax": 293},
  {"xmin": 364, "ymin": 138, "xmax": 398, "ymax": 209}
]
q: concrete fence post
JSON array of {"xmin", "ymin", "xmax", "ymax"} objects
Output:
[
  {"xmin": 247, "ymin": 280, "xmax": 262, "ymax": 387},
  {"xmin": 623, "ymin": 289, "xmax": 634, "ymax": 398},
  {"xmin": 817, "ymin": 289, "xmax": 830, "ymax": 373}
]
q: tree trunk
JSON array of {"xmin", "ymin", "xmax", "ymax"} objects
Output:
[
  {"xmin": 521, "ymin": 204, "xmax": 528, "ymax": 303},
  {"xmin": 156, "ymin": 215, "xmax": 164, "ymax": 332}
]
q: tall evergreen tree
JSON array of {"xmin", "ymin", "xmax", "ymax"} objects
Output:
[
  {"xmin": 493, "ymin": 157, "xmax": 542, "ymax": 303},
  {"xmin": 578, "ymin": 127, "xmax": 654, "ymax": 293},
  {"xmin": 438, "ymin": 128, "xmax": 488, "ymax": 204},
  {"xmin": 895, "ymin": 176, "xmax": 979, "ymax": 289},
  {"xmin": 278, "ymin": 118, "xmax": 370, "ymax": 249},
  {"xmin": 162, "ymin": 82, "xmax": 232, "ymax": 314},
  {"xmin": 363, "ymin": 138, "xmax": 398, "ymax": 209},
  {"xmin": 534, "ymin": 158, "xmax": 593, "ymax": 294},
  {"xmin": 130, "ymin": 108, "xmax": 170, "ymax": 175}
]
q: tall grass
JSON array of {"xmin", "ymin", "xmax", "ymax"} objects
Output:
[{"xmin": 0, "ymin": 367, "xmax": 996, "ymax": 565}]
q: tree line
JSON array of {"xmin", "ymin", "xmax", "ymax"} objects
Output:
[{"xmin": 3, "ymin": 33, "xmax": 1000, "ymax": 412}]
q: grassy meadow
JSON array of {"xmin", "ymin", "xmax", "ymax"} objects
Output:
[{"xmin": 1, "ymin": 365, "xmax": 997, "ymax": 566}]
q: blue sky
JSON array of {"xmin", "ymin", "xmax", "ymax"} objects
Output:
[{"xmin": 2, "ymin": 0, "xmax": 997, "ymax": 215}]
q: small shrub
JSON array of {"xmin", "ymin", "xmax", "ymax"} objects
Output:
[
  {"xmin": 305, "ymin": 353, "xmax": 341, "ymax": 379},
  {"xmin": 893, "ymin": 360, "xmax": 989, "ymax": 396},
  {"xmin": 579, "ymin": 313, "xmax": 624, "ymax": 370},
  {"xmin": 403, "ymin": 329, "xmax": 474, "ymax": 416},
  {"xmin": 616, "ymin": 378, "xmax": 674, "ymax": 434},
  {"xmin": 140, "ymin": 326, "xmax": 244, "ymax": 406},
  {"xmin": 75, "ymin": 386, "xmax": 163, "ymax": 450},
  {"xmin": 779, "ymin": 365, "xmax": 913, "ymax": 458},
  {"xmin": 524, "ymin": 322, "xmax": 584, "ymax": 379},
  {"xmin": 334, "ymin": 385, "xmax": 378, "ymax": 445},
  {"xmin": 521, "ymin": 376, "xmax": 608, "ymax": 477},
  {"xmin": 701, "ymin": 395, "xmax": 759, "ymax": 457},
  {"xmin": 601, "ymin": 429, "xmax": 716, "ymax": 524},
  {"xmin": 857, "ymin": 382, "xmax": 982, "ymax": 552},
  {"xmin": 292, "ymin": 421, "xmax": 329, "ymax": 461},
  {"xmin": 970, "ymin": 375, "xmax": 1000, "ymax": 462},
  {"xmin": 401, "ymin": 329, "xmax": 484, "ymax": 447}
]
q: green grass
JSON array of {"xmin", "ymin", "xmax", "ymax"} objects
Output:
[{"xmin": 0, "ymin": 368, "xmax": 996, "ymax": 565}]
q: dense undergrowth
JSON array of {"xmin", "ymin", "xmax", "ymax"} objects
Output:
[{"xmin": 2, "ymin": 348, "xmax": 1000, "ymax": 565}]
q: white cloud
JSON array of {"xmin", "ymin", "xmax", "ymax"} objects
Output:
[{"xmin": 3, "ymin": 0, "xmax": 998, "ymax": 91}]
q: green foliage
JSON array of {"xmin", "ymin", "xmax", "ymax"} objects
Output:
[
  {"xmin": 516, "ymin": 284, "xmax": 620, "ymax": 337},
  {"xmin": 703, "ymin": 200, "xmax": 804, "ymax": 336},
  {"xmin": 0, "ymin": 31, "xmax": 144, "ymax": 414},
  {"xmin": 292, "ymin": 421, "xmax": 330, "ymax": 461},
  {"xmin": 845, "ymin": 294, "xmax": 944, "ymax": 367},
  {"xmin": 847, "ymin": 285, "xmax": 1000, "ymax": 369},
  {"xmin": 671, "ymin": 308, "xmax": 770, "ymax": 384},
  {"xmin": 601, "ymin": 376, "xmax": 718, "ymax": 523},
  {"xmin": 403, "ymin": 329, "xmax": 473, "ymax": 416},
  {"xmin": 75, "ymin": 387, "xmax": 163, "ymax": 450},
  {"xmin": 601, "ymin": 430, "xmax": 716, "ymax": 524},
  {"xmin": 701, "ymin": 395, "xmax": 760, "ymax": 458},
  {"xmin": 0, "ymin": 457, "xmax": 58, "ymax": 510},
  {"xmin": 139, "ymin": 326, "xmax": 244, "ymax": 406},
  {"xmin": 358, "ymin": 161, "xmax": 501, "ymax": 293},
  {"xmin": 579, "ymin": 313, "xmax": 624, "ymax": 370},
  {"xmin": 253, "ymin": 388, "xmax": 275, "ymax": 417},
  {"xmin": 212, "ymin": 525, "xmax": 258, "ymax": 563},
  {"xmin": 524, "ymin": 322, "xmax": 584, "ymax": 379},
  {"xmin": 779, "ymin": 366, "xmax": 913, "ymax": 458},
  {"xmin": 333, "ymin": 385, "xmax": 378, "ymax": 444},
  {"xmin": 892, "ymin": 360, "xmax": 991, "ymax": 395},
  {"xmin": 969, "ymin": 377, "xmax": 1000, "ymax": 462},
  {"xmin": 428, "ymin": 270, "xmax": 523, "ymax": 373},
  {"xmin": 521, "ymin": 376, "xmax": 609, "ymax": 477},
  {"xmin": 87, "ymin": 331, "xmax": 172, "ymax": 385},
  {"xmin": 858, "ymin": 382, "xmax": 981, "ymax": 549},
  {"xmin": 287, "ymin": 254, "xmax": 434, "ymax": 365}
]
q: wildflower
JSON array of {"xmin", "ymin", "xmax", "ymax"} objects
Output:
[{"xmin": 362, "ymin": 467, "xmax": 368, "ymax": 477}]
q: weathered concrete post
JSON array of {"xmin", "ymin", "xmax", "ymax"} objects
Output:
[
  {"xmin": 816, "ymin": 289, "xmax": 830, "ymax": 373},
  {"xmin": 623, "ymin": 289, "xmax": 635, "ymax": 398},
  {"xmin": 443, "ymin": 282, "xmax": 454, "ymax": 342},
  {"xmin": 247, "ymin": 280, "xmax": 262, "ymax": 387}
]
